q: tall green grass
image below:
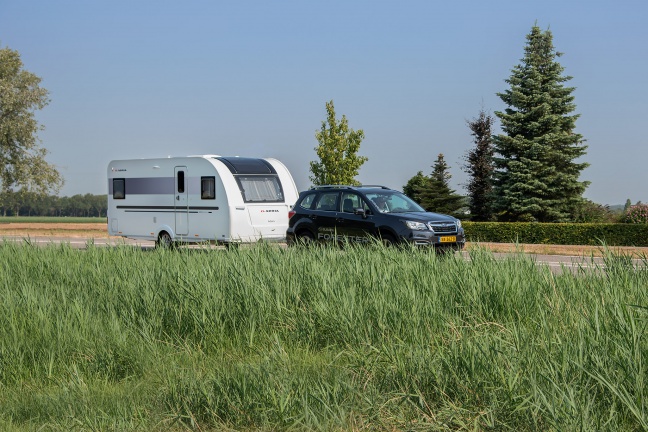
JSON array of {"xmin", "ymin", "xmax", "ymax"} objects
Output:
[{"xmin": 0, "ymin": 241, "xmax": 647, "ymax": 430}]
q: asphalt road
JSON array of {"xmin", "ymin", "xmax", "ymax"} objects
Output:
[
  {"xmin": 2, "ymin": 235, "xmax": 152, "ymax": 249},
  {"xmin": 3, "ymin": 234, "xmax": 644, "ymax": 274}
]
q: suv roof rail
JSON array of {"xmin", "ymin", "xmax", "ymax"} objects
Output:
[
  {"xmin": 359, "ymin": 184, "xmax": 391, "ymax": 189},
  {"xmin": 309, "ymin": 185, "xmax": 355, "ymax": 190},
  {"xmin": 309, "ymin": 184, "xmax": 392, "ymax": 190}
]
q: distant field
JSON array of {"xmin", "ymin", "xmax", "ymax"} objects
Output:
[
  {"xmin": 0, "ymin": 216, "xmax": 105, "ymax": 224},
  {"xmin": 0, "ymin": 217, "xmax": 108, "ymax": 237}
]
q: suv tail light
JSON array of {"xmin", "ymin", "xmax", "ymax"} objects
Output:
[{"xmin": 288, "ymin": 210, "xmax": 296, "ymax": 219}]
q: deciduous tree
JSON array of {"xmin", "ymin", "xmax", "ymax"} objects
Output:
[
  {"xmin": 402, "ymin": 170, "xmax": 428, "ymax": 203},
  {"xmin": 0, "ymin": 46, "xmax": 63, "ymax": 197},
  {"xmin": 309, "ymin": 100, "xmax": 367, "ymax": 186}
]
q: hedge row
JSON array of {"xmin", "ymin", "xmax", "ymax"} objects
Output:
[{"xmin": 463, "ymin": 222, "xmax": 648, "ymax": 247}]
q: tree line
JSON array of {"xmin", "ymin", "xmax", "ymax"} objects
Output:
[
  {"xmin": 0, "ymin": 192, "xmax": 107, "ymax": 217},
  {"xmin": 310, "ymin": 25, "xmax": 607, "ymax": 223}
]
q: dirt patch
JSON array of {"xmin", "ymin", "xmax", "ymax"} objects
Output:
[
  {"xmin": 0, "ymin": 223, "xmax": 111, "ymax": 238},
  {"xmin": 467, "ymin": 242, "xmax": 648, "ymax": 257},
  {"xmin": 0, "ymin": 223, "xmax": 107, "ymax": 231}
]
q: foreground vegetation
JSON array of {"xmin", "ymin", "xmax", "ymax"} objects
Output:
[{"xmin": 1, "ymin": 242, "xmax": 647, "ymax": 431}]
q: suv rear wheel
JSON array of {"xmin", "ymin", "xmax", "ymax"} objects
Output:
[{"xmin": 296, "ymin": 230, "xmax": 315, "ymax": 245}]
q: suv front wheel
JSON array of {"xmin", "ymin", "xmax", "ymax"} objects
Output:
[{"xmin": 380, "ymin": 233, "xmax": 396, "ymax": 246}]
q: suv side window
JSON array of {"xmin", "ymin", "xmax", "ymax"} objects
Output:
[
  {"xmin": 341, "ymin": 192, "xmax": 365, "ymax": 213},
  {"xmin": 299, "ymin": 192, "xmax": 317, "ymax": 209},
  {"xmin": 315, "ymin": 192, "xmax": 339, "ymax": 212}
]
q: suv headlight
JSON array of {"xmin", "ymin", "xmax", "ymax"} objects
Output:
[
  {"xmin": 456, "ymin": 219, "xmax": 462, "ymax": 229},
  {"xmin": 404, "ymin": 220, "xmax": 428, "ymax": 231}
]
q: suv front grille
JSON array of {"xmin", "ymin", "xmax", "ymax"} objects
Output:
[{"xmin": 427, "ymin": 221, "xmax": 457, "ymax": 234}]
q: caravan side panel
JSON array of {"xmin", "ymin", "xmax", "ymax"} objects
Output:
[
  {"xmin": 107, "ymin": 159, "xmax": 176, "ymax": 241},
  {"xmin": 107, "ymin": 155, "xmax": 299, "ymax": 244},
  {"xmin": 107, "ymin": 158, "xmax": 230, "ymax": 243}
]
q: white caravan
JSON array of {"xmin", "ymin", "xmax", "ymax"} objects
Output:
[{"xmin": 107, "ymin": 155, "xmax": 299, "ymax": 247}]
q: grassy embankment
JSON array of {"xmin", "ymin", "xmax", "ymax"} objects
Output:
[{"xmin": 1, "ymin": 241, "xmax": 647, "ymax": 430}]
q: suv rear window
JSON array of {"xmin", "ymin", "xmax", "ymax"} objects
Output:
[
  {"xmin": 315, "ymin": 192, "xmax": 339, "ymax": 211},
  {"xmin": 299, "ymin": 192, "xmax": 316, "ymax": 209}
]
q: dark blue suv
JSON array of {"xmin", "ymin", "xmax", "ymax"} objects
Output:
[{"xmin": 286, "ymin": 185, "xmax": 465, "ymax": 250}]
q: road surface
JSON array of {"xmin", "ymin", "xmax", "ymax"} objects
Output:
[{"xmin": 2, "ymin": 234, "xmax": 644, "ymax": 273}]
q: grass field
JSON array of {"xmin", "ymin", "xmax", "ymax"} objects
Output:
[{"xmin": 1, "ymin": 241, "xmax": 647, "ymax": 430}]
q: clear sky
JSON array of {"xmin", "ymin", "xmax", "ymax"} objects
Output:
[{"xmin": 1, "ymin": 0, "xmax": 646, "ymax": 205}]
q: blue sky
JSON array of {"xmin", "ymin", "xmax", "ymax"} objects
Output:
[{"xmin": 1, "ymin": 0, "xmax": 646, "ymax": 205}]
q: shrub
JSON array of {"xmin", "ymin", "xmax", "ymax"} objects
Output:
[
  {"xmin": 623, "ymin": 204, "xmax": 648, "ymax": 224},
  {"xmin": 463, "ymin": 222, "xmax": 648, "ymax": 246},
  {"xmin": 573, "ymin": 200, "xmax": 620, "ymax": 223}
]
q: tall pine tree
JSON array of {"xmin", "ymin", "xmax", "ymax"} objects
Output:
[
  {"xmin": 492, "ymin": 25, "xmax": 589, "ymax": 222},
  {"xmin": 463, "ymin": 109, "xmax": 495, "ymax": 221},
  {"xmin": 415, "ymin": 154, "xmax": 464, "ymax": 217}
]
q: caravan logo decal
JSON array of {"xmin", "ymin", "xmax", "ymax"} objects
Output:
[{"xmin": 260, "ymin": 209, "xmax": 280, "ymax": 213}]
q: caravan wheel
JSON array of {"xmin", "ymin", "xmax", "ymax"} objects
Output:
[
  {"xmin": 156, "ymin": 231, "xmax": 174, "ymax": 249},
  {"xmin": 224, "ymin": 242, "xmax": 240, "ymax": 250}
]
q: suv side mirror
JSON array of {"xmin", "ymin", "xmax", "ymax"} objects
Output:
[{"xmin": 354, "ymin": 208, "xmax": 367, "ymax": 219}]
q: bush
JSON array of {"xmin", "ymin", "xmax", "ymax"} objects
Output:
[
  {"xmin": 463, "ymin": 222, "xmax": 648, "ymax": 246},
  {"xmin": 623, "ymin": 204, "xmax": 648, "ymax": 224},
  {"xmin": 573, "ymin": 200, "xmax": 621, "ymax": 223}
]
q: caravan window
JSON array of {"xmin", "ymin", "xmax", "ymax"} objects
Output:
[
  {"xmin": 201, "ymin": 176, "xmax": 215, "ymax": 199},
  {"xmin": 113, "ymin": 178, "xmax": 125, "ymax": 199},
  {"xmin": 236, "ymin": 175, "xmax": 284, "ymax": 203},
  {"xmin": 177, "ymin": 171, "xmax": 185, "ymax": 193}
]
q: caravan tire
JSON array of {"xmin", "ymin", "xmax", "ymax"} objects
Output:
[{"xmin": 156, "ymin": 231, "xmax": 174, "ymax": 249}]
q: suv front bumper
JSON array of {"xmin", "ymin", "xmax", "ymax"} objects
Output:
[{"xmin": 403, "ymin": 230, "xmax": 465, "ymax": 249}]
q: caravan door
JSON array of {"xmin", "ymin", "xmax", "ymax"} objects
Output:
[{"xmin": 174, "ymin": 166, "xmax": 189, "ymax": 236}]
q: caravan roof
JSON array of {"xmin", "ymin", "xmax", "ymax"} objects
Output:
[{"xmin": 215, "ymin": 157, "xmax": 277, "ymax": 175}]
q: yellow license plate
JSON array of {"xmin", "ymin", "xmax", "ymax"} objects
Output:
[{"xmin": 439, "ymin": 236, "xmax": 456, "ymax": 243}]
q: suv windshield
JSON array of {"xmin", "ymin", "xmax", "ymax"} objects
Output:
[{"xmin": 365, "ymin": 191, "xmax": 425, "ymax": 213}]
